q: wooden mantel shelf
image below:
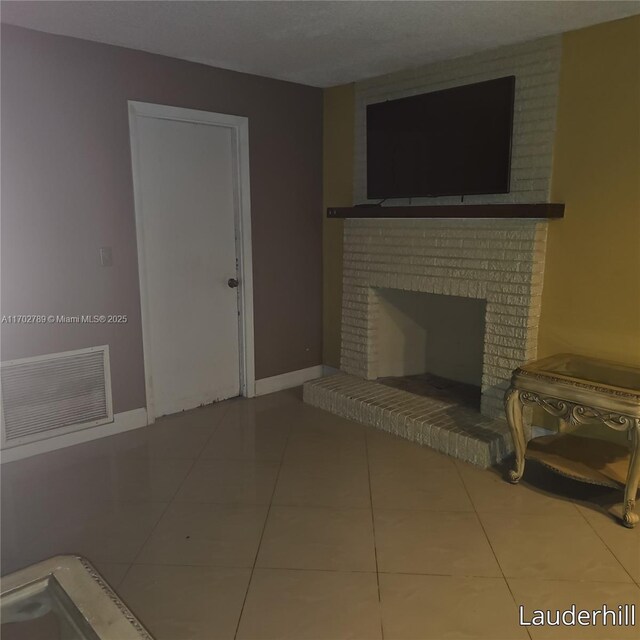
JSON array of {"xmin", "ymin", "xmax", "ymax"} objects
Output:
[{"xmin": 327, "ymin": 203, "xmax": 564, "ymax": 219}]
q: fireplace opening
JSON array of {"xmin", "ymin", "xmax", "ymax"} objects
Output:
[{"xmin": 375, "ymin": 288, "xmax": 486, "ymax": 409}]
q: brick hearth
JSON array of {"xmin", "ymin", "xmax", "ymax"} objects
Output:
[
  {"xmin": 304, "ymin": 374, "xmax": 513, "ymax": 468},
  {"xmin": 304, "ymin": 217, "xmax": 546, "ymax": 466}
]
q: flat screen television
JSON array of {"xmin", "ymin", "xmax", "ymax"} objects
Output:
[{"xmin": 366, "ymin": 76, "xmax": 516, "ymax": 199}]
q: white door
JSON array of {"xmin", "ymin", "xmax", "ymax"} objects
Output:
[{"xmin": 131, "ymin": 109, "xmax": 243, "ymax": 418}]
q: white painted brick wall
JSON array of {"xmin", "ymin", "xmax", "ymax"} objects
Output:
[
  {"xmin": 353, "ymin": 36, "xmax": 561, "ymax": 205},
  {"xmin": 340, "ymin": 219, "xmax": 548, "ymax": 419}
]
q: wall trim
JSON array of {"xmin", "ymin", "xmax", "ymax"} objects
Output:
[
  {"xmin": 0, "ymin": 408, "xmax": 148, "ymax": 463},
  {"xmin": 255, "ymin": 365, "xmax": 331, "ymax": 396},
  {"xmin": 531, "ymin": 424, "xmax": 554, "ymax": 439}
]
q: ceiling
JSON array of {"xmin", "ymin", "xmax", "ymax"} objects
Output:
[{"xmin": 2, "ymin": 1, "xmax": 639, "ymax": 87}]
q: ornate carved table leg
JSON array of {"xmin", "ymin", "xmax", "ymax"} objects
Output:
[
  {"xmin": 504, "ymin": 386, "xmax": 527, "ymax": 483},
  {"xmin": 622, "ymin": 419, "xmax": 640, "ymax": 528}
]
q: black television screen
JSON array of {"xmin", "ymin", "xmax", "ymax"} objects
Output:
[{"xmin": 366, "ymin": 76, "xmax": 516, "ymax": 199}]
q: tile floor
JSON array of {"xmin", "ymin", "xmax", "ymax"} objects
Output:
[{"xmin": 1, "ymin": 388, "xmax": 639, "ymax": 639}]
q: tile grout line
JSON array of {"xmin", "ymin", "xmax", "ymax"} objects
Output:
[
  {"xmin": 232, "ymin": 406, "xmax": 296, "ymax": 640},
  {"xmin": 117, "ymin": 400, "xmax": 234, "ymax": 589},
  {"xmin": 574, "ymin": 503, "xmax": 639, "ymax": 586},
  {"xmin": 127, "ymin": 560, "xmax": 379, "ymax": 573},
  {"xmin": 453, "ymin": 461, "xmax": 534, "ymax": 640},
  {"xmin": 365, "ymin": 431, "xmax": 386, "ymax": 640},
  {"xmin": 459, "ymin": 462, "xmax": 639, "ymax": 592}
]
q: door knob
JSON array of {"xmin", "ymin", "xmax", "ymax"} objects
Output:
[{"xmin": 227, "ymin": 278, "xmax": 239, "ymax": 288}]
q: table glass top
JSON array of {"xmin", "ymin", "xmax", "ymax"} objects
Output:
[
  {"xmin": 524, "ymin": 354, "xmax": 640, "ymax": 391},
  {"xmin": 1, "ymin": 575, "xmax": 100, "ymax": 640}
]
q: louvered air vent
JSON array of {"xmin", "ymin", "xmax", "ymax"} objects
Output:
[{"xmin": 1, "ymin": 346, "xmax": 113, "ymax": 448}]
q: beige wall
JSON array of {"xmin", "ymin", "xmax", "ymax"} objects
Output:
[
  {"xmin": 1, "ymin": 25, "xmax": 323, "ymax": 413},
  {"xmin": 538, "ymin": 16, "xmax": 640, "ymax": 366},
  {"xmin": 322, "ymin": 84, "xmax": 354, "ymax": 367}
]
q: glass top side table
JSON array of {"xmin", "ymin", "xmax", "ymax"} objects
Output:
[
  {"xmin": 1, "ymin": 556, "xmax": 152, "ymax": 640},
  {"xmin": 504, "ymin": 354, "xmax": 640, "ymax": 528}
]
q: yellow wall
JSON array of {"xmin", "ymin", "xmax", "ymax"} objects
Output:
[
  {"xmin": 538, "ymin": 16, "xmax": 640, "ymax": 366},
  {"xmin": 323, "ymin": 84, "xmax": 355, "ymax": 367}
]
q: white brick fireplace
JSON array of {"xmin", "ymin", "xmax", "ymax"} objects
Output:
[
  {"xmin": 340, "ymin": 217, "xmax": 547, "ymax": 419},
  {"xmin": 304, "ymin": 218, "xmax": 547, "ymax": 467},
  {"xmin": 304, "ymin": 35, "xmax": 560, "ymax": 466}
]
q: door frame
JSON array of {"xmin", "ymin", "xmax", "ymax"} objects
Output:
[{"xmin": 128, "ymin": 101, "xmax": 256, "ymax": 423}]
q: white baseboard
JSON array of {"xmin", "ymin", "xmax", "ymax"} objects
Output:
[
  {"xmin": 0, "ymin": 408, "xmax": 148, "ymax": 463},
  {"xmin": 255, "ymin": 365, "xmax": 334, "ymax": 396},
  {"xmin": 531, "ymin": 424, "xmax": 555, "ymax": 438}
]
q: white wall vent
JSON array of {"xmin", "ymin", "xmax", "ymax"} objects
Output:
[{"xmin": 1, "ymin": 346, "xmax": 113, "ymax": 449}]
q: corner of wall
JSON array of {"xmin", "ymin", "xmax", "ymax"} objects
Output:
[{"xmin": 323, "ymin": 84, "xmax": 355, "ymax": 368}]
